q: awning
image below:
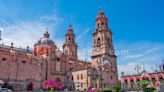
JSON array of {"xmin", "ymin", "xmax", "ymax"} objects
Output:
[
  {"xmin": 150, "ymin": 75, "xmax": 155, "ymax": 79},
  {"xmin": 130, "ymin": 77, "xmax": 133, "ymax": 81},
  {"xmin": 142, "ymin": 75, "xmax": 149, "ymax": 79},
  {"xmin": 158, "ymin": 74, "xmax": 163, "ymax": 78},
  {"xmin": 124, "ymin": 77, "xmax": 127, "ymax": 80},
  {"xmin": 136, "ymin": 76, "xmax": 140, "ymax": 80}
]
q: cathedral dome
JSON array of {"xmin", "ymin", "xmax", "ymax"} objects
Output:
[
  {"xmin": 40, "ymin": 38, "xmax": 54, "ymax": 45},
  {"xmin": 36, "ymin": 31, "xmax": 54, "ymax": 45}
]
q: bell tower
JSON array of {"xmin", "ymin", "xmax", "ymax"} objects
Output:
[
  {"xmin": 92, "ymin": 8, "xmax": 115, "ymax": 58},
  {"xmin": 91, "ymin": 8, "xmax": 118, "ymax": 83},
  {"xmin": 63, "ymin": 25, "xmax": 78, "ymax": 61}
]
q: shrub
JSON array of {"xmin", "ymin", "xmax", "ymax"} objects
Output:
[
  {"xmin": 143, "ymin": 88, "xmax": 154, "ymax": 92},
  {"xmin": 139, "ymin": 80, "xmax": 149, "ymax": 88},
  {"xmin": 114, "ymin": 85, "xmax": 121, "ymax": 92},
  {"xmin": 96, "ymin": 88, "xmax": 112, "ymax": 92},
  {"xmin": 151, "ymin": 86, "xmax": 156, "ymax": 90}
]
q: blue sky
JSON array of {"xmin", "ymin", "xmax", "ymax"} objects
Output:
[{"xmin": 0, "ymin": 0, "xmax": 164, "ymax": 77}]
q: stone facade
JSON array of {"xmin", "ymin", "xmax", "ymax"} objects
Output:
[{"xmin": 0, "ymin": 8, "xmax": 118, "ymax": 91}]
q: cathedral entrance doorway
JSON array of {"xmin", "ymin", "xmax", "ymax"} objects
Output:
[{"xmin": 27, "ymin": 82, "xmax": 33, "ymax": 91}]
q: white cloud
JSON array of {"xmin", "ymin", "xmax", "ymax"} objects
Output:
[
  {"xmin": 118, "ymin": 62, "xmax": 154, "ymax": 78},
  {"xmin": 55, "ymin": 39, "xmax": 65, "ymax": 50},
  {"xmin": 76, "ymin": 28, "xmax": 91, "ymax": 40},
  {"xmin": 116, "ymin": 41, "xmax": 164, "ymax": 78},
  {"xmin": 78, "ymin": 47, "xmax": 92, "ymax": 61},
  {"xmin": 0, "ymin": 14, "xmax": 63, "ymax": 49},
  {"xmin": 39, "ymin": 14, "xmax": 63, "ymax": 27},
  {"xmin": 0, "ymin": 28, "xmax": 3, "ymax": 32}
]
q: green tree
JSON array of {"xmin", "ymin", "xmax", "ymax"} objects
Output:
[{"xmin": 139, "ymin": 80, "xmax": 149, "ymax": 88}]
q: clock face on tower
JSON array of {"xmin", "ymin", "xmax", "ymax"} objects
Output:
[{"xmin": 102, "ymin": 59, "xmax": 110, "ymax": 67}]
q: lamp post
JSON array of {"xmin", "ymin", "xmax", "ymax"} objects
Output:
[
  {"xmin": 45, "ymin": 58, "xmax": 48, "ymax": 80},
  {"xmin": 43, "ymin": 54, "xmax": 48, "ymax": 80},
  {"xmin": 39, "ymin": 58, "xmax": 43, "ymax": 83},
  {"xmin": 10, "ymin": 42, "xmax": 15, "ymax": 81}
]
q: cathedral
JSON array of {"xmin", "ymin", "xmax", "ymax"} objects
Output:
[{"xmin": 0, "ymin": 8, "xmax": 118, "ymax": 91}]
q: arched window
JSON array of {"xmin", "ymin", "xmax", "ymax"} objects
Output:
[
  {"xmin": 72, "ymin": 76, "xmax": 74, "ymax": 80},
  {"xmin": 97, "ymin": 38, "xmax": 100, "ymax": 41},
  {"xmin": 111, "ymin": 75, "xmax": 113, "ymax": 80},
  {"xmin": 77, "ymin": 74, "xmax": 79, "ymax": 80},
  {"xmin": 57, "ymin": 58, "xmax": 60, "ymax": 61},
  {"xmin": 68, "ymin": 37, "xmax": 71, "ymax": 43},
  {"xmin": 97, "ymin": 38, "xmax": 101, "ymax": 47},
  {"xmin": 81, "ymin": 74, "xmax": 83, "ymax": 80}
]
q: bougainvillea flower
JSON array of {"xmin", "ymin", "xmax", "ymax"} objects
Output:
[
  {"xmin": 155, "ymin": 81, "xmax": 160, "ymax": 86},
  {"xmin": 42, "ymin": 80, "xmax": 64, "ymax": 90}
]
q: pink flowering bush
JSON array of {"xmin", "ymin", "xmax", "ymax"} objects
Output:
[
  {"xmin": 87, "ymin": 88, "xmax": 97, "ymax": 92},
  {"xmin": 54, "ymin": 82, "xmax": 64, "ymax": 90},
  {"xmin": 42, "ymin": 80, "xmax": 64, "ymax": 90},
  {"xmin": 42, "ymin": 80, "xmax": 56, "ymax": 89}
]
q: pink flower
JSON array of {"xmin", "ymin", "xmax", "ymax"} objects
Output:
[
  {"xmin": 42, "ymin": 80, "xmax": 56, "ymax": 89},
  {"xmin": 42, "ymin": 80, "xmax": 64, "ymax": 90},
  {"xmin": 155, "ymin": 81, "xmax": 160, "ymax": 86},
  {"xmin": 87, "ymin": 88, "xmax": 97, "ymax": 92}
]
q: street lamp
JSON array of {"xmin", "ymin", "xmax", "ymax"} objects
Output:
[{"xmin": 10, "ymin": 42, "xmax": 15, "ymax": 82}]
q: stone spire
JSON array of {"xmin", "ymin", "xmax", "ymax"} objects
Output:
[
  {"xmin": 96, "ymin": 7, "xmax": 108, "ymax": 31},
  {"xmin": 63, "ymin": 25, "xmax": 78, "ymax": 60}
]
